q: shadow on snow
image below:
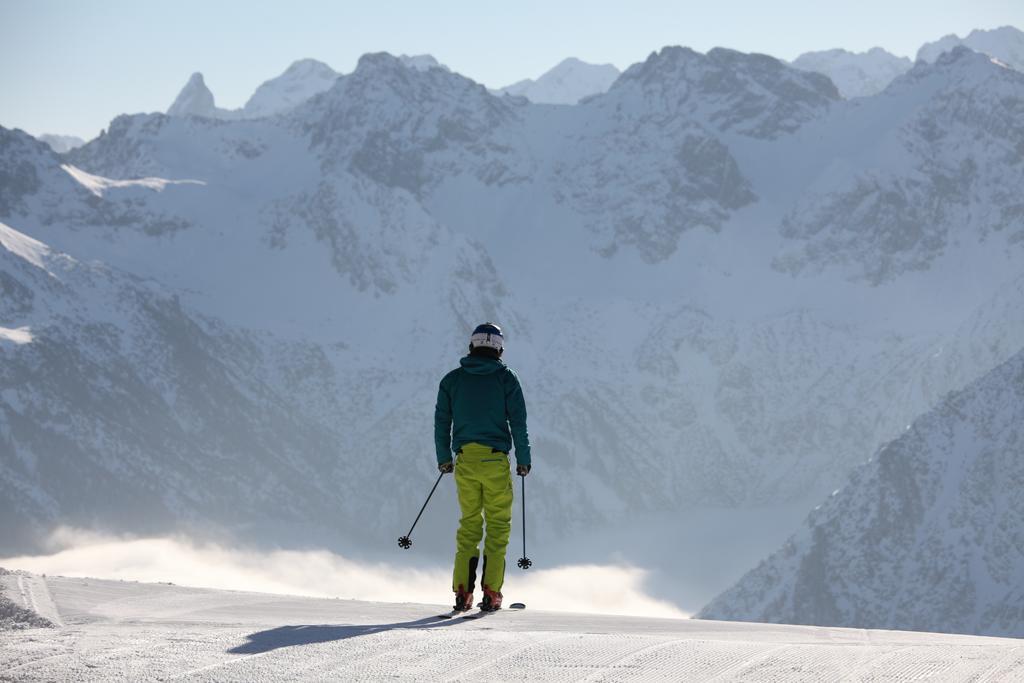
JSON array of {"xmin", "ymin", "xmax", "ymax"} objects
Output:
[{"xmin": 228, "ymin": 615, "xmax": 471, "ymax": 654}]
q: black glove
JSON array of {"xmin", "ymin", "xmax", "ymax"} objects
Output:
[
  {"xmin": 438, "ymin": 461, "xmax": 454, "ymax": 474},
  {"xmin": 516, "ymin": 464, "xmax": 531, "ymax": 476}
]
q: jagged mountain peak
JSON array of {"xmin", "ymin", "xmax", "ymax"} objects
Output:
[
  {"xmin": 182, "ymin": 71, "xmax": 207, "ymax": 88},
  {"xmin": 605, "ymin": 45, "xmax": 838, "ymax": 138},
  {"xmin": 301, "ymin": 50, "xmax": 506, "ymax": 122},
  {"xmin": 884, "ymin": 44, "xmax": 1023, "ymax": 95},
  {"xmin": 917, "ymin": 25, "xmax": 1024, "ymax": 71},
  {"xmin": 354, "ymin": 51, "xmax": 406, "ymax": 72},
  {"xmin": 615, "ymin": 45, "xmax": 702, "ymax": 84},
  {"xmin": 791, "ymin": 47, "xmax": 912, "ymax": 98},
  {"xmin": 353, "ymin": 51, "xmax": 454, "ymax": 77},
  {"xmin": 936, "ymin": 43, "xmax": 996, "ymax": 66},
  {"xmin": 615, "ymin": 45, "xmax": 838, "ymax": 98},
  {"xmin": 292, "ymin": 52, "xmax": 520, "ymax": 192},
  {"xmin": 167, "ymin": 72, "xmax": 217, "ymax": 117}
]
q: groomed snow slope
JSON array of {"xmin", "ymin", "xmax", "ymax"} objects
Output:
[{"xmin": 1, "ymin": 574, "xmax": 1022, "ymax": 681}]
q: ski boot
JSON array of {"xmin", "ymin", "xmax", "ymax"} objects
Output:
[
  {"xmin": 454, "ymin": 587, "xmax": 474, "ymax": 612},
  {"xmin": 481, "ymin": 586, "xmax": 503, "ymax": 611}
]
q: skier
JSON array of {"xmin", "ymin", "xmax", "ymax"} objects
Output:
[{"xmin": 435, "ymin": 322, "xmax": 531, "ymax": 612}]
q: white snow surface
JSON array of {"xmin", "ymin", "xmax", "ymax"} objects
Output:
[
  {"xmin": 791, "ymin": 47, "xmax": 912, "ymax": 97},
  {"xmin": 1, "ymin": 573, "xmax": 1021, "ymax": 682},
  {"xmin": 0, "ymin": 221, "xmax": 50, "ymax": 271},
  {"xmin": 61, "ymin": 164, "xmax": 205, "ymax": 197},
  {"xmin": 0, "ymin": 325, "xmax": 33, "ymax": 345}
]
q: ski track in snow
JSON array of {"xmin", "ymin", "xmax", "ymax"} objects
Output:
[{"xmin": 1, "ymin": 575, "xmax": 1022, "ymax": 682}]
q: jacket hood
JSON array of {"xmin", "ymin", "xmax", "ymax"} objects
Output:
[{"xmin": 460, "ymin": 355, "xmax": 505, "ymax": 375}]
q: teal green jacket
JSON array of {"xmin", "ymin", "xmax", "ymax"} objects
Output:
[{"xmin": 434, "ymin": 355, "xmax": 532, "ymax": 467}]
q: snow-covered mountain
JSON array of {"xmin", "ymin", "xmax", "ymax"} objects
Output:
[
  {"xmin": 699, "ymin": 345, "xmax": 1024, "ymax": 638},
  {"xmin": 3, "ymin": 42, "xmax": 1024, "ymax": 567},
  {"xmin": 495, "ymin": 57, "xmax": 620, "ymax": 104},
  {"xmin": 917, "ymin": 25, "xmax": 1024, "ymax": 70},
  {"xmin": 776, "ymin": 47, "xmax": 1024, "ymax": 285},
  {"xmin": 0, "ymin": 211, "xmax": 373, "ymax": 553},
  {"xmin": 0, "ymin": 126, "xmax": 508, "ymax": 553},
  {"xmin": 242, "ymin": 59, "xmax": 340, "ymax": 118},
  {"xmin": 790, "ymin": 47, "xmax": 912, "ymax": 98},
  {"xmin": 36, "ymin": 134, "xmax": 86, "ymax": 154}
]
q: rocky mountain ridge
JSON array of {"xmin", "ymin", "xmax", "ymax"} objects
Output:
[{"xmin": 2, "ymin": 41, "xmax": 1023, "ymax": 560}]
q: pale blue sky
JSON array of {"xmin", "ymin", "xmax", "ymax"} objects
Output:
[{"xmin": 1, "ymin": 0, "xmax": 1021, "ymax": 140}]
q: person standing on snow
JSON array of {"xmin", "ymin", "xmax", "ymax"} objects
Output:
[{"xmin": 435, "ymin": 322, "xmax": 531, "ymax": 612}]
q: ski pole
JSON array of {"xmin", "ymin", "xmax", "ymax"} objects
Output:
[
  {"xmin": 517, "ymin": 474, "xmax": 532, "ymax": 569},
  {"xmin": 398, "ymin": 472, "xmax": 445, "ymax": 549}
]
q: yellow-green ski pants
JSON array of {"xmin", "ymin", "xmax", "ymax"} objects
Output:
[{"xmin": 452, "ymin": 442, "xmax": 513, "ymax": 594}]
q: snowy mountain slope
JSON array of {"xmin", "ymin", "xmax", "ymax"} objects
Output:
[
  {"xmin": 791, "ymin": 47, "xmax": 912, "ymax": 98},
  {"xmin": 511, "ymin": 46, "xmax": 836, "ymax": 264},
  {"xmin": 2, "ymin": 574, "xmax": 1022, "ymax": 681},
  {"xmin": 0, "ymin": 221, "xmax": 365, "ymax": 552},
  {"xmin": 1, "ymin": 127, "xmax": 200, "ymax": 240},
  {"xmin": 495, "ymin": 57, "xmax": 621, "ymax": 104},
  {"xmin": 774, "ymin": 47, "xmax": 1024, "ymax": 285},
  {"xmin": 699, "ymin": 346, "xmax": 1024, "ymax": 637},
  {"xmin": 918, "ymin": 25, "xmax": 1024, "ymax": 71},
  {"xmin": 242, "ymin": 59, "xmax": 340, "ymax": 118},
  {"xmin": 0, "ymin": 132, "xmax": 530, "ymax": 554},
  {"xmin": 4, "ymin": 42, "xmax": 1024, "ymax": 560}
]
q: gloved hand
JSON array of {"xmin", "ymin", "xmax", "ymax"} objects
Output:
[
  {"xmin": 438, "ymin": 461, "xmax": 454, "ymax": 474},
  {"xmin": 516, "ymin": 464, "xmax": 531, "ymax": 476}
]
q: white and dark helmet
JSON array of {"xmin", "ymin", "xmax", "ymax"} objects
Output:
[{"xmin": 469, "ymin": 322, "xmax": 503, "ymax": 352}]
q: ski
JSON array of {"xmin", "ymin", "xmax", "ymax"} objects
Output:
[
  {"xmin": 437, "ymin": 602, "xmax": 524, "ymax": 619},
  {"xmin": 436, "ymin": 609, "xmax": 473, "ymax": 619},
  {"xmin": 462, "ymin": 602, "xmax": 525, "ymax": 619},
  {"xmin": 460, "ymin": 609, "xmax": 495, "ymax": 619}
]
